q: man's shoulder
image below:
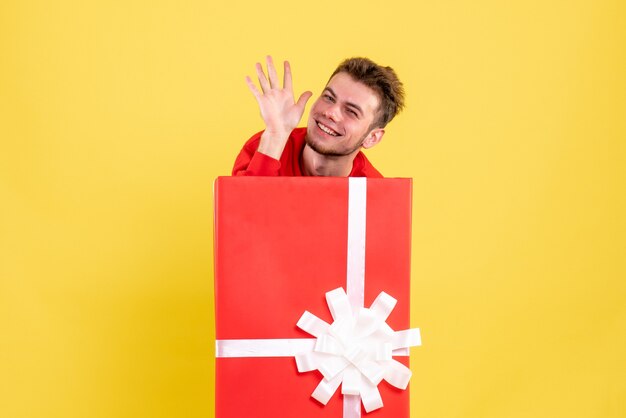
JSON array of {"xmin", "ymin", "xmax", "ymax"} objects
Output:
[{"xmin": 352, "ymin": 152, "xmax": 383, "ymax": 178}]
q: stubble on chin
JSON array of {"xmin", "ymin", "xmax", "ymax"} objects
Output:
[{"xmin": 304, "ymin": 128, "xmax": 364, "ymax": 158}]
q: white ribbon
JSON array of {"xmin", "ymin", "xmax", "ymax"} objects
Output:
[
  {"xmin": 216, "ymin": 338, "xmax": 316, "ymax": 357},
  {"xmin": 215, "ymin": 178, "xmax": 422, "ymax": 416},
  {"xmin": 346, "ymin": 177, "xmax": 367, "ymax": 311}
]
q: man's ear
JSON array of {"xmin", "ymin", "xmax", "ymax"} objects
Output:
[{"xmin": 362, "ymin": 128, "xmax": 385, "ymax": 149}]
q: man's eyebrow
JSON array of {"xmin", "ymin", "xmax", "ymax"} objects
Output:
[
  {"xmin": 324, "ymin": 87, "xmax": 364, "ymax": 116},
  {"xmin": 323, "ymin": 87, "xmax": 336, "ymax": 97}
]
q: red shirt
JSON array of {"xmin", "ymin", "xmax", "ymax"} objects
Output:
[{"xmin": 232, "ymin": 128, "xmax": 383, "ymax": 177}]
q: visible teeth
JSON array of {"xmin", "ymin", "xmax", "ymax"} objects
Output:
[{"xmin": 317, "ymin": 122, "xmax": 338, "ymax": 136}]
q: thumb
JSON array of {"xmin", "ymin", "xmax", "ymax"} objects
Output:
[{"xmin": 296, "ymin": 91, "xmax": 313, "ymax": 111}]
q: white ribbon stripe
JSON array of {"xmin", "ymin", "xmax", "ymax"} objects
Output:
[{"xmin": 216, "ymin": 338, "xmax": 316, "ymax": 357}]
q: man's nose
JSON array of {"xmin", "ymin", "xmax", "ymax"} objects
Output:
[{"xmin": 322, "ymin": 104, "xmax": 340, "ymax": 122}]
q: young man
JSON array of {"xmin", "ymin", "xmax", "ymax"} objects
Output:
[{"xmin": 232, "ymin": 56, "xmax": 405, "ymax": 177}]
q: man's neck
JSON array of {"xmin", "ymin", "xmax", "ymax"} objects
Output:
[{"xmin": 301, "ymin": 144, "xmax": 359, "ymax": 177}]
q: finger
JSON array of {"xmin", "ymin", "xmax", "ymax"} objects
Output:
[
  {"xmin": 255, "ymin": 62, "xmax": 270, "ymax": 93},
  {"xmin": 283, "ymin": 60, "xmax": 293, "ymax": 92},
  {"xmin": 295, "ymin": 91, "xmax": 313, "ymax": 112},
  {"xmin": 245, "ymin": 76, "xmax": 262, "ymax": 100},
  {"xmin": 266, "ymin": 55, "xmax": 279, "ymax": 89}
]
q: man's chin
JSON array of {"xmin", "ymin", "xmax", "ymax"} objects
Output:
[{"xmin": 305, "ymin": 137, "xmax": 356, "ymax": 158}]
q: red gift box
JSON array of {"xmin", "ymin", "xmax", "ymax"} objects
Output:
[{"xmin": 214, "ymin": 177, "xmax": 418, "ymax": 418}]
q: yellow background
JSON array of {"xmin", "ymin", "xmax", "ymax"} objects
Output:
[{"xmin": 1, "ymin": 0, "xmax": 624, "ymax": 417}]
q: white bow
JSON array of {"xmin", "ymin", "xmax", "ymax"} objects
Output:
[{"xmin": 295, "ymin": 287, "xmax": 421, "ymax": 413}]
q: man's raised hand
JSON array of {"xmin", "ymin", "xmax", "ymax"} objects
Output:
[{"xmin": 246, "ymin": 56, "xmax": 312, "ymax": 160}]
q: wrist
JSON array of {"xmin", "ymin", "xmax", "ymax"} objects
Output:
[{"xmin": 257, "ymin": 129, "xmax": 291, "ymax": 160}]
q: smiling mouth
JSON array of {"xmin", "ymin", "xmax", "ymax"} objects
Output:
[{"xmin": 316, "ymin": 121, "xmax": 340, "ymax": 137}]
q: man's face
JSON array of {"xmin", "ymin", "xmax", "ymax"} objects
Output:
[{"xmin": 306, "ymin": 72, "xmax": 382, "ymax": 157}]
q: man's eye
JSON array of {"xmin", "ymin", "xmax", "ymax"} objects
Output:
[
  {"xmin": 347, "ymin": 109, "xmax": 358, "ymax": 117},
  {"xmin": 324, "ymin": 94, "xmax": 334, "ymax": 102}
]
